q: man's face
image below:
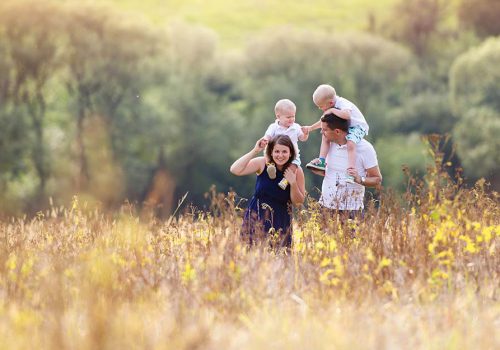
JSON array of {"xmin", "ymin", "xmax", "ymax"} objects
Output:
[
  {"xmin": 321, "ymin": 122, "xmax": 347, "ymax": 145},
  {"xmin": 321, "ymin": 122, "xmax": 337, "ymax": 142}
]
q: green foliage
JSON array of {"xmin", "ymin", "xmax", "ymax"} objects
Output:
[
  {"xmin": 375, "ymin": 133, "xmax": 432, "ymax": 191},
  {"xmin": 384, "ymin": 0, "xmax": 449, "ymax": 57},
  {"xmin": 0, "ymin": 0, "xmax": 498, "ymax": 214},
  {"xmin": 0, "ymin": 0, "xmax": 65, "ymax": 199},
  {"xmin": 390, "ymin": 92, "xmax": 455, "ymax": 134},
  {"xmin": 449, "ymin": 37, "xmax": 500, "ymax": 180},
  {"xmin": 449, "ymin": 36, "xmax": 500, "ymax": 113},
  {"xmin": 240, "ymin": 28, "xmax": 415, "ymax": 136},
  {"xmin": 154, "ymin": 23, "xmax": 248, "ymax": 204},
  {"xmin": 453, "ymin": 107, "xmax": 500, "ymax": 178},
  {"xmin": 62, "ymin": 3, "xmax": 164, "ymax": 201}
]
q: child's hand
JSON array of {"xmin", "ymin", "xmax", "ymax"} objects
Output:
[
  {"xmin": 323, "ymin": 108, "xmax": 338, "ymax": 117},
  {"xmin": 301, "ymin": 126, "xmax": 310, "ymax": 136},
  {"xmin": 256, "ymin": 138, "xmax": 268, "ymax": 151}
]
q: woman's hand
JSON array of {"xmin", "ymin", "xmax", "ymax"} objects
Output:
[{"xmin": 284, "ymin": 167, "xmax": 297, "ymax": 185}]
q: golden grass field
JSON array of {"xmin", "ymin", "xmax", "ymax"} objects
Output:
[{"xmin": 0, "ymin": 158, "xmax": 499, "ymax": 349}]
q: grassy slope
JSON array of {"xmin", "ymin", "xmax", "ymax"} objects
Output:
[{"xmin": 103, "ymin": 0, "xmax": 398, "ymax": 47}]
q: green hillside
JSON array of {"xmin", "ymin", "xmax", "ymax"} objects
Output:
[{"xmin": 103, "ymin": 0, "xmax": 398, "ymax": 47}]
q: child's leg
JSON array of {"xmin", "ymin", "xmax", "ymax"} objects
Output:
[
  {"xmin": 345, "ymin": 125, "xmax": 366, "ymax": 183},
  {"xmin": 319, "ymin": 134, "xmax": 330, "ymax": 160},
  {"xmin": 306, "ymin": 135, "xmax": 329, "ymax": 171},
  {"xmin": 346, "ymin": 140, "xmax": 357, "ymax": 170},
  {"xmin": 265, "ymin": 146, "xmax": 277, "ymax": 179}
]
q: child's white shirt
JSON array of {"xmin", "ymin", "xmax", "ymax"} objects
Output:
[{"xmin": 335, "ymin": 96, "xmax": 369, "ymax": 134}]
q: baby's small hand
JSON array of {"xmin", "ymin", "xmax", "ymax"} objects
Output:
[
  {"xmin": 323, "ymin": 108, "xmax": 338, "ymax": 116},
  {"xmin": 301, "ymin": 126, "xmax": 310, "ymax": 135},
  {"xmin": 256, "ymin": 138, "xmax": 268, "ymax": 151}
]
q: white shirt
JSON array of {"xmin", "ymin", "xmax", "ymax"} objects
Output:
[
  {"xmin": 335, "ymin": 96, "xmax": 369, "ymax": 134},
  {"xmin": 320, "ymin": 139, "xmax": 378, "ymax": 210},
  {"xmin": 265, "ymin": 121, "xmax": 304, "ymax": 164}
]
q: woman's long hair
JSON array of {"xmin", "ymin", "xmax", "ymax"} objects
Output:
[{"xmin": 266, "ymin": 135, "xmax": 296, "ymax": 171}]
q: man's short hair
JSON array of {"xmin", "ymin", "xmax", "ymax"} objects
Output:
[{"xmin": 321, "ymin": 113, "xmax": 349, "ymax": 132}]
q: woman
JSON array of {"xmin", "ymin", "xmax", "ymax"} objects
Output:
[{"xmin": 230, "ymin": 135, "xmax": 306, "ymax": 248}]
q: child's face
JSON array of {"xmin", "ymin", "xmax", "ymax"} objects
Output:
[
  {"xmin": 315, "ymin": 98, "xmax": 334, "ymax": 112},
  {"xmin": 276, "ymin": 108, "xmax": 296, "ymax": 128}
]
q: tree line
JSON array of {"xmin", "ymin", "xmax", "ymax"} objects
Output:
[{"xmin": 0, "ymin": 0, "xmax": 498, "ymax": 216}]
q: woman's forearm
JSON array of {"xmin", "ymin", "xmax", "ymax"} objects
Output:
[
  {"xmin": 230, "ymin": 149, "xmax": 259, "ymax": 175},
  {"xmin": 290, "ymin": 183, "xmax": 305, "ymax": 205}
]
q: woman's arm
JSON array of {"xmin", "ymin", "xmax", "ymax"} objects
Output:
[
  {"xmin": 230, "ymin": 139, "xmax": 267, "ymax": 176},
  {"xmin": 284, "ymin": 166, "xmax": 306, "ymax": 205}
]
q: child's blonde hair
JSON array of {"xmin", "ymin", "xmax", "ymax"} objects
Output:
[
  {"xmin": 274, "ymin": 99, "xmax": 296, "ymax": 115},
  {"xmin": 312, "ymin": 84, "xmax": 336, "ymax": 105}
]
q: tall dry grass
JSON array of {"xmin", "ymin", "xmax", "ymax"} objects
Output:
[{"xmin": 0, "ymin": 158, "xmax": 499, "ymax": 349}]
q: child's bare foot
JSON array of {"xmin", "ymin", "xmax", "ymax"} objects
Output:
[
  {"xmin": 345, "ymin": 167, "xmax": 355, "ymax": 184},
  {"xmin": 267, "ymin": 163, "xmax": 276, "ymax": 179}
]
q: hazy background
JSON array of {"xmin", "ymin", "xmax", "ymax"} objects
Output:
[{"xmin": 0, "ymin": 0, "xmax": 499, "ymax": 216}]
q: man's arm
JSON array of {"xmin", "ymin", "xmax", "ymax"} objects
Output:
[{"xmin": 348, "ymin": 166, "xmax": 382, "ymax": 188}]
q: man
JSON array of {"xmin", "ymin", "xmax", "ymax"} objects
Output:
[{"xmin": 310, "ymin": 113, "xmax": 382, "ymax": 217}]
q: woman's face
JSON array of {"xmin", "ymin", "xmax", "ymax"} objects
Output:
[{"xmin": 271, "ymin": 143, "xmax": 291, "ymax": 167}]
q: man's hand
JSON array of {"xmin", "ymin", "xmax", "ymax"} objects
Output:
[{"xmin": 311, "ymin": 168, "xmax": 325, "ymax": 177}]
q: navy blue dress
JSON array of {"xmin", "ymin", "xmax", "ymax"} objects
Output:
[{"xmin": 241, "ymin": 164, "xmax": 293, "ymax": 248}]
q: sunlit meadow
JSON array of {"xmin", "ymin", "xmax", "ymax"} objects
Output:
[
  {"xmin": 0, "ymin": 1, "xmax": 498, "ymax": 348},
  {"xmin": 0, "ymin": 147, "xmax": 498, "ymax": 350}
]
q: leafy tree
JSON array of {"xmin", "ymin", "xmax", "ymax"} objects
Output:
[
  {"xmin": 157, "ymin": 22, "xmax": 247, "ymax": 205},
  {"xmin": 0, "ymin": 36, "xmax": 28, "ymax": 187},
  {"xmin": 458, "ymin": 0, "xmax": 500, "ymax": 38},
  {"xmin": 0, "ymin": 0, "xmax": 64, "ymax": 201},
  {"xmin": 449, "ymin": 37, "xmax": 500, "ymax": 184},
  {"xmin": 235, "ymin": 29, "xmax": 418, "ymax": 192},
  {"xmin": 449, "ymin": 37, "xmax": 500, "ymax": 113},
  {"xmin": 375, "ymin": 133, "xmax": 432, "ymax": 191},
  {"xmin": 385, "ymin": 0, "xmax": 448, "ymax": 58},
  {"xmin": 390, "ymin": 92, "xmax": 455, "ymax": 135},
  {"xmin": 453, "ymin": 107, "xmax": 500, "ymax": 179},
  {"xmin": 62, "ymin": 3, "xmax": 161, "ymax": 202}
]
